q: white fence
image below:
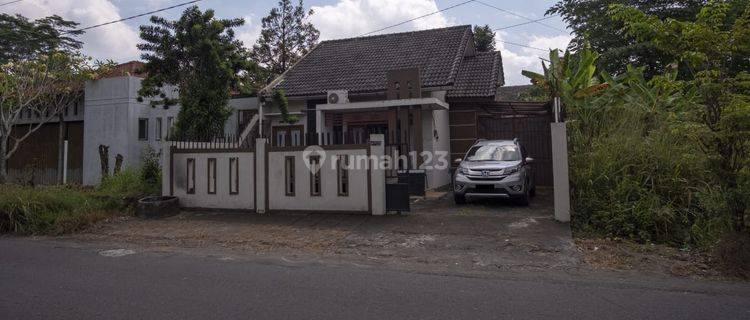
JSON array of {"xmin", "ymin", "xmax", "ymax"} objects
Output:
[{"xmin": 163, "ymin": 135, "xmax": 386, "ymax": 214}]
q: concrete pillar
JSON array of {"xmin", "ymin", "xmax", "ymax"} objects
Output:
[
  {"xmin": 551, "ymin": 122, "xmax": 570, "ymax": 222},
  {"xmin": 255, "ymin": 138, "xmax": 267, "ymax": 213},
  {"xmin": 161, "ymin": 141, "xmax": 172, "ymax": 196},
  {"xmin": 369, "ymin": 134, "xmax": 386, "ymax": 216},
  {"xmin": 315, "ymin": 110, "xmax": 323, "ymax": 134}
]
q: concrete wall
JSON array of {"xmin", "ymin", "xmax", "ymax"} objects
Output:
[
  {"xmin": 267, "ymin": 147, "xmax": 370, "ymax": 212},
  {"xmin": 168, "ymin": 150, "xmax": 255, "ymax": 210}
]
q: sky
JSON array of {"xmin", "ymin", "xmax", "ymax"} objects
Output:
[{"xmin": 2, "ymin": 0, "xmax": 572, "ymax": 85}]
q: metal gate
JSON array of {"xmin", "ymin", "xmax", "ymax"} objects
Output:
[
  {"xmin": 384, "ymin": 131, "xmax": 412, "ymax": 212},
  {"xmin": 449, "ymin": 101, "xmax": 553, "ymax": 186}
]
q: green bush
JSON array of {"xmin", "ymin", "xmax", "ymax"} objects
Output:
[
  {"xmin": 0, "ymin": 184, "xmax": 116, "ymax": 234},
  {"xmin": 565, "ymin": 67, "xmax": 739, "ymax": 246},
  {"xmin": 96, "ymin": 168, "xmax": 159, "ymax": 199}
]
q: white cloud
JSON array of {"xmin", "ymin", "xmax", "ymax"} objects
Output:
[
  {"xmin": 495, "ymin": 32, "xmax": 572, "ymax": 85},
  {"xmin": 237, "ymin": 14, "xmax": 262, "ymax": 50},
  {"xmin": 310, "ymin": 0, "xmax": 454, "ymax": 40},
  {"xmin": 7, "ymin": 0, "xmax": 141, "ymax": 63}
]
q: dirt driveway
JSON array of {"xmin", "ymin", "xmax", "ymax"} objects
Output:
[{"xmin": 72, "ymin": 189, "xmax": 579, "ymax": 274}]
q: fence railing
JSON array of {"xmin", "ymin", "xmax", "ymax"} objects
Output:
[{"xmin": 167, "ymin": 132, "xmax": 256, "ymax": 150}]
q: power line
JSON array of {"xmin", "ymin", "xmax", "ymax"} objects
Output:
[
  {"xmin": 358, "ymin": 0, "xmax": 475, "ymax": 37},
  {"xmin": 63, "ymin": 0, "xmax": 203, "ymax": 34},
  {"xmin": 500, "ymin": 40, "xmax": 547, "ymax": 52},
  {"xmin": 494, "ymin": 15, "xmax": 559, "ymax": 31},
  {"xmin": 475, "ymin": 0, "xmax": 566, "ymax": 33},
  {"xmin": 0, "ymin": 0, "xmax": 23, "ymax": 7}
]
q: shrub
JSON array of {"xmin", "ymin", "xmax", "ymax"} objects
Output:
[
  {"xmin": 0, "ymin": 184, "xmax": 116, "ymax": 234},
  {"xmin": 96, "ymin": 168, "xmax": 157, "ymax": 199}
]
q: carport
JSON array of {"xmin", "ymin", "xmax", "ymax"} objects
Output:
[{"xmin": 448, "ymin": 100, "xmax": 553, "ymax": 187}]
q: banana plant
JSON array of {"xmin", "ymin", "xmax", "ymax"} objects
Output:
[{"xmin": 522, "ymin": 49, "xmax": 609, "ymax": 109}]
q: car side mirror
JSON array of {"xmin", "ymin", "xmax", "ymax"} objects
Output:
[
  {"xmin": 525, "ymin": 157, "xmax": 535, "ymax": 163},
  {"xmin": 454, "ymin": 158, "xmax": 462, "ymax": 164}
]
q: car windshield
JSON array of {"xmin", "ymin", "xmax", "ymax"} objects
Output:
[{"xmin": 466, "ymin": 145, "xmax": 521, "ymax": 161}]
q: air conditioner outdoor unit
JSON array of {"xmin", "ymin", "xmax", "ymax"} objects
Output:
[{"xmin": 327, "ymin": 90, "xmax": 349, "ymax": 104}]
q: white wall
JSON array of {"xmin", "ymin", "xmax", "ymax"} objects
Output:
[
  {"xmin": 170, "ymin": 151, "xmax": 255, "ymax": 210},
  {"xmin": 82, "ymin": 75, "xmax": 258, "ymax": 185},
  {"xmin": 267, "ymin": 148, "xmax": 370, "ymax": 212}
]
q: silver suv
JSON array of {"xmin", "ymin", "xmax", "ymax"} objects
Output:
[{"xmin": 453, "ymin": 139, "xmax": 536, "ymax": 205}]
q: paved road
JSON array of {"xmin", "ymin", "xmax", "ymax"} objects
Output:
[{"xmin": 1, "ymin": 238, "xmax": 748, "ymax": 320}]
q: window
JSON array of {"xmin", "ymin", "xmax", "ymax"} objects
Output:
[
  {"xmin": 285, "ymin": 156, "xmax": 295, "ymax": 196},
  {"xmin": 272, "ymin": 126, "xmax": 304, "ymax": 147},
  {"xmin": 229, "ymin": 157, "xmax": 239, "ymax": 195},
  {"xmin": 394, "ymin": 81, "xmax": 400, "ymax": 99},
  {"xmin": 73, "ymin": 102, "xmax": 78, "ymax": 116},
  {"xmin": 155, "ymin": 117, "xmax": 163, "ymax": 141},
  {"xmin": 310, "ymin": 155, "xmax": 321, "ymax": 196},
  {"xmin": 186, "ymin": 158, "xmax": 196, "ymax": 194},
  {"xmin": 207, "ymin": 158, "xmax": 216, "ymax": 194},
  {"xmin": 337, "ymin": 155, "xmax": 349, "ymax": 196},
  {"xmin": 138, "ymin": 118, "xmax": 149, "ymax": 141},
  {"xmin": 407, "ymin": 81, "xmax": 413, "ymax": 98},
  {"xmin": 167, "ymin": 117, "xmax": 174, "ymax": 137}
]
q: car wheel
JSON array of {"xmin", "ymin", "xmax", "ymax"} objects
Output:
[
  {"xmin": 454, "ymin": 193, "xmax": 466, "ymax": 204},
  {"xmin": 516, "ymin": 187, "xmax": 530, "ymax": 206}
]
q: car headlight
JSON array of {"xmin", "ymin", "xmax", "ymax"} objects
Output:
[
  {"xmin": 503, "ymin": 166, "xmax": 519, "ymax": 174},
  {"xmin": 458, "ymin": 167, "xmax": 469, "ymax": 175}
]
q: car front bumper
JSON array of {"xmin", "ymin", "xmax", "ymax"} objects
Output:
[{"xmin": 453, "ymin": 172, "xmax": 526, "ymax": 198}]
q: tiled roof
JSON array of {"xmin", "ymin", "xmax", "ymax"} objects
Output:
[
  {"xmin": 274, "ymin": 25, "xmax": 473, "ymax": 97},
  {"xmin": 495, "ymin": 85, "xmax": 537, "ymax": 101},
  {"xmin": 446, "ymin": 51, "xmax": 504, "ymax": 98}
]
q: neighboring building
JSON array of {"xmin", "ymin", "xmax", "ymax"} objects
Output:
[
  {"xmin": 82, "ymin": 64, "xmax": 258, "ymax": 185},
  {"xmin": 6, "ymin": 61, "xmax": 259, "ymax": 186},
  {"xmin": 259, "ymin": 25, "xmax": 505, "ymax": 190},
  {"xmin": 7, "ymin": 98, "xmax": 85, "ymax": 184}
]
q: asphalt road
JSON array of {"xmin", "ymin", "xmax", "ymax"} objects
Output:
[{"xmin": 1, "ymin": 238, "xmax": 748, "ymax": 320}]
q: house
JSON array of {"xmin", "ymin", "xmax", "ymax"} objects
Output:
[
  {"xmin": 161, "ymin": 25, "xmax": 561, "ymax": 214},
  {"xmin": 255, "ymin": 25, "xmax": 507, "ymax": 190},
  {"xmin": 6, "ymin": 61, "xmax": 259, "ymax": 186}
]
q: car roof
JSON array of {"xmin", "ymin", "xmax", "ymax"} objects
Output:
[{"xmin": 473, "ymin": 139, "xmax": 518, "ymax": 147}]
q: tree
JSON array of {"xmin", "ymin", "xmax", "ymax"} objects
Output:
[
  {"xmin": 548, "ymin": 0, "xmax": 706, "ymax": 78},
  {"xmin": 611, "ymin": 1, "xmax": 750, "ymax": 232},
  {"xmin": 0, "ymin": 53, "xmax": 106, "ymax": 183},
  {"xmin": 473, "ymin": 25, "xmax": 496, "ymax": 52},
  {"xmin": 0, "ymin": 14, "xmax": 83, "ymax": 64},
  {"xmin": 138, "ymin": 6, "xmax": 256, "ymax": 138},
  {"xmin": 251, "ymin": 0, "xmax": 320, "ymax": 76}
]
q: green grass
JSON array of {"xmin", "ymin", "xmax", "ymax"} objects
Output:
[
  {"xmin": 0, "ymin": 184, "xmax": 120, "ymax": 235},
  {"xmin": 95, "ymin": 168, "xmax": 160, "ymax": 199},
  {"xmin": 1, "ymin": 168, "xmax": 161, "ymax": 235}
]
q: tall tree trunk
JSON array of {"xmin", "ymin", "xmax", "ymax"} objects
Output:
[
  {"xmin": 57, "ymin": 114, "xmax": 66, "ymax": 184},
  {"xmin": 0, "ymin": 136, "xmax": 7, "ymax": 184},
  {"xmin": 98, "ymin": 145, "xmax": 109, "ymax": 181}
]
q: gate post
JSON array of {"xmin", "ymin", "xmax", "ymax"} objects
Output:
[
  {"xmin": 551, "ymin": 122, "xmax": 570, "ymax": 222},
  {"xmin": 369, "ymin": 134, "xmax": 386, "ymax": 215},
  {"xmin": 255, "ymin": 138, "xmax": 267, "ymax": 214},
  {"xmin": 161, "ymin": 141, "xmax": 172, "ymax": 196}
]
